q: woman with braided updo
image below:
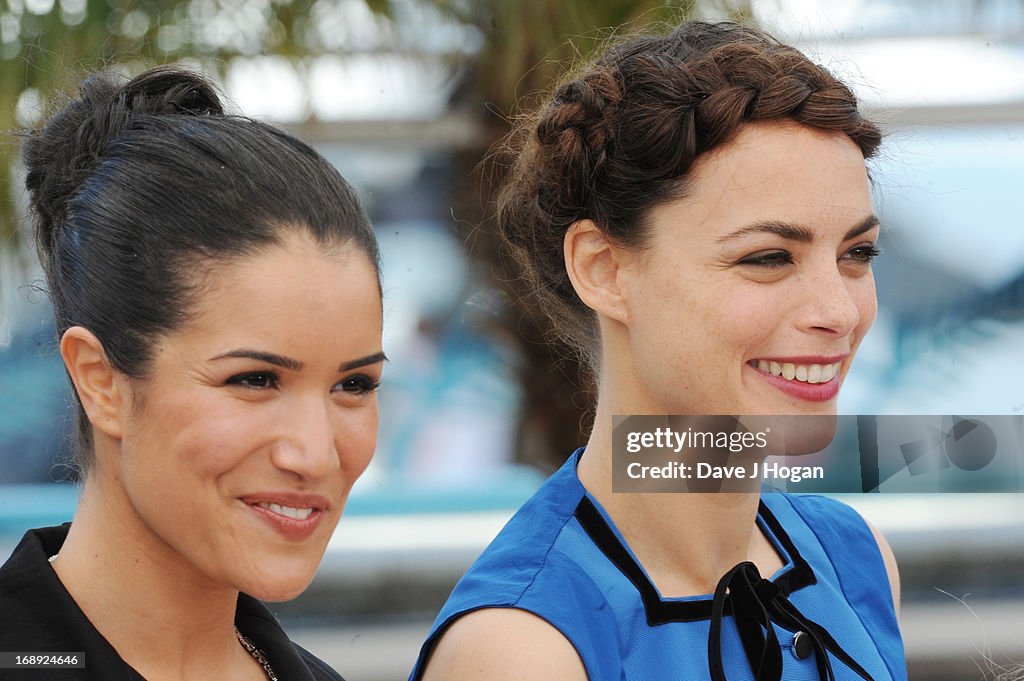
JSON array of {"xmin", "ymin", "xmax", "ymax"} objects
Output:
[
  {"xmin": 410, "ymin": 21, "xmax": 906, "ymax": 681},
  {"xmin": 0, "ymin": 67, "xmax": 384, "ymax": 680}
]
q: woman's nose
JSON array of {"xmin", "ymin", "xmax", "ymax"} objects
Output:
[
  {"xmin": 797, "ymin": 265, "xmax": 864, "ymax": 338},
  {"xmin": 270, "ymin": 397, "xmax": 339, "ymax": 481}
]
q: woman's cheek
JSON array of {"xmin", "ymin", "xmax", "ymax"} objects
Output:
[
  {"xmin": 851, "ymin": 276, "xmax": 879, "ymax": 346},
  {"xmin": 340, "ymin": 405, "xmax": 379, "ymax": 478}
]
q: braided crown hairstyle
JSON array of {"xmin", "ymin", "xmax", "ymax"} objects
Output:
[
  {"xmin": 23, "ymin": 66, "xmax": 380, "ymax": 470},
  {"xmin": 498, "ymin": 21, "xmax": 881, "ymax": 368}
]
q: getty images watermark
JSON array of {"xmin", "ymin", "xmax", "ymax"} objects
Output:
[{"xmin": 611, "ymin": 415, "xmax": 1024, "ymax": 493}]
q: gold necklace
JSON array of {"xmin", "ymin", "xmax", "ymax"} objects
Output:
[{"xmin": 235, "ymin": 628, "xmax": 278, "ymax": 681}]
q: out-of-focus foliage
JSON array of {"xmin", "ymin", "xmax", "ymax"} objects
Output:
[
  {"xmin": 431, "ymin": 0, "xmax": 752, "ymax": 116},
  {"xmin": 0, "ymin": 0, "xmax": 403, "ymax": 243},
  {"xmin": 0, "ymin": 0, "xmax": 752, "ymax": 241}
]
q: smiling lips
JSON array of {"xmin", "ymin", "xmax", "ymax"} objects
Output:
[
  {"xmin": 255, "ymin": 502, "xmax": 315, "ymax": 520},
  {"xmin": 755, "ymin": 359, "xmax": 842, "ymax": 384},
  {"xmin": 748, "ymin": 356, "xmax": 846, "ymax": 402},
  {"xmin": 242, "ymin": 494, "xmax": 331, "ymax": 540}
]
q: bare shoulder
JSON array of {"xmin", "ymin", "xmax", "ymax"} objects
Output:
[
  {"xmin": 420, "ymin": 607, "xmax": 588, "ymax": 681},
  {"xmin": 860, "ymin": 515, "xmax": 901, "ymax": 616}
]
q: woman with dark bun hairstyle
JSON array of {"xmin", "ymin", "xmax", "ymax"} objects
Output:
[
  {"xmin": 411, "ymin": 21, "xmax": 905, "ymax": 681},
  {"xmin": 0, "ymin": 66, "xmax": 384, "ymax": 680}
]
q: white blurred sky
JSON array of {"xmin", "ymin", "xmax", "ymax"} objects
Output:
[{"xmin": 225, "ymin": 0, "xmax": 1024, "ymax": 121}]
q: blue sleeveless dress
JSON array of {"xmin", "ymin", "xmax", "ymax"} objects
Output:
[{"xmin": 409, "ymin": 449, "xmax": 906, "ymax": 681}]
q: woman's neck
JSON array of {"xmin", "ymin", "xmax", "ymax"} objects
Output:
[
  {"xmin": 578, "ymin": 404, "xmax": 784, "ymax": 597},
  {"xmin": 50, "ymin": 470, "xmax": 262, "ymax": 681}
]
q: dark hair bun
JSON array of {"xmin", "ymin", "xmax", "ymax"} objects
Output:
[
  {"xmin": 119, "ymin": 67, "xmax": 223, "ymax": 117},
  {"xmin": 23, "ymin": 67, "xmax": 223, "ymax": 260}
]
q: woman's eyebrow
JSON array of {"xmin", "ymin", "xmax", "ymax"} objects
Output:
[
  {"xmin": 208, "ymin": 350, "xmax": 388, "ymax": 373},
  {"xmin": 716, "ymin": 214, "xmax": 879, "ymax": 244},
  {"xmin": 340, "ymin": 351, "xmax": 388, "ymax": 371},
  {"xmin": 209, "ymin": 349, "xmax": 302, "ymax": 370},
  {"xmin": 843, "ymin": 215, "xmax": 881, "ymax": 240}
]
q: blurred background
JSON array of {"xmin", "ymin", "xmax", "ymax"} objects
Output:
[{"xmin": 1, "ymin": 0, "xmax": 1023, "ymax": 679}]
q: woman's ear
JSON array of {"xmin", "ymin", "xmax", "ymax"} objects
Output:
[
  {"xmin": 60, "ymin": 326, "xmax": 126, "ymax": 441},
  {"xmin": 564, "ymin": 220, "xmax": 630, "ymax": 324}
]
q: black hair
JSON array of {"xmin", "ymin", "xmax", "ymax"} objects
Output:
[{"xmin": 22, "ymin": 66, "xmax": 380, "ymax": 470}]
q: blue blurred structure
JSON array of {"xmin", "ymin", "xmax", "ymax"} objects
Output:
[
  {"xmin": 0, "ymin": 304, "xmax": 73, "ymax": 484},
  {"xmin": 843, "ymin": 125, "xmax": 1024, "ymax": 416}
]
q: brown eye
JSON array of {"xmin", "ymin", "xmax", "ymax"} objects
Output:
[
  {"xmin": 845, "ymin": 244, "xmax": 882, "ymax": 263},
  {"xmin": 227, "ymin": 372, "xmax": 279, "ymax": 389},
  {"xmin": 335, "ymin": 374, "xmax": 380, "ymax": 395}
]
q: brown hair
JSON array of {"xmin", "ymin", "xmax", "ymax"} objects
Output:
[{"xmin": 497, "ymin": 21, "xmax": 881, "ymax": 368}]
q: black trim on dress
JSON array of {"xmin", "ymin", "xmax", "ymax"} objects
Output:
[{"xmin": 573, "ymin": 496, "xmax": 816, "ymax": 625}]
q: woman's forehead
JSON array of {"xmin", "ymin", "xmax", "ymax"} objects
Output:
[{"xmin": 650, "ymin": 122, "xmax": 873, "ymax": 241}]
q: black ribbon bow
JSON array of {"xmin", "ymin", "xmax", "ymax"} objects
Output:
[{"xmin": 708, "ymin": 562, "xmax": 875, "ymax": 681}]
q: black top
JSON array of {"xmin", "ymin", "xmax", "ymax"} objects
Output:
[{"xmin": 0, "ymin": 524, "xmax": 344, "ymax": 681}]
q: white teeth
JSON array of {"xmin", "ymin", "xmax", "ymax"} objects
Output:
[
  {"xmin": 256, "ymin": 502, "xmax": 314, "ymax": 520},
  {"xmin": 820, "ymin": 363, "xmax": 836, "ymax": 382},
  {"xmin": 756, "ymin": 361, "xmax": 842, "ymax": 384}
]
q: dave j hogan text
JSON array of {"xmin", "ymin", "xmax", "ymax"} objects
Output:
[{"xmin": 625, "ymin": 460, "xmax": 824, "ymax": 484}]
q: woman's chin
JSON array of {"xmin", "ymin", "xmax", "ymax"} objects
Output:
[
  {"xmin": 236, "ymin": 561, "xmax": 320, "ymax": 602},
  {"xmin": 243, "ymin": 578, "xmax": 313, "ymax": 603}
]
